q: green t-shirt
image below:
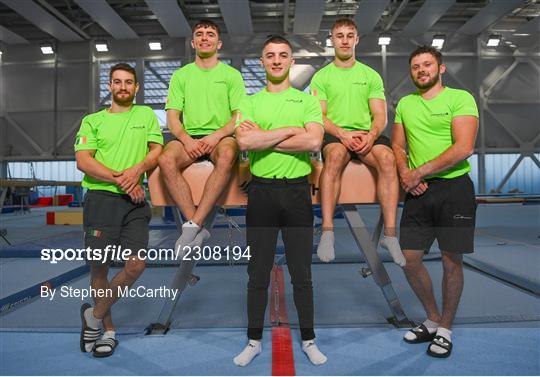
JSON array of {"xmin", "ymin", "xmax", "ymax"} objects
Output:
[
  {"xmin": 395, "ymin": 87, "xmax": 478, "ymax": 179},
  {"xmin": 310, "ymin": 61, "xmax": 385, "ymax": 131},
  {"xmin": 165, "ymin": 61, "xmax": 246, "ymax": 136},
  {"xmin": 238, "ymin": 87, "xmax": 323, "ymax": 179},
  {"xmin": 74, "ymin": 105, "xmax": 164, "ymax": 194}
]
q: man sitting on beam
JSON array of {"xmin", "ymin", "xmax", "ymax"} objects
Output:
[
  {"xmin": 310, "ymin": 18, "xmax": 405, "ymax": 266},
  {"xmin": 158, "ymin": 19, "xmax": 246, "ymax": 253}
]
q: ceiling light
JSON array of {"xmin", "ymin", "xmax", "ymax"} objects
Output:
[
  {"xmin": 431, "ymin": 35, "xmax": 445, "ymax": 50},
  {"xmin": 95, "ymin": 41, "xmax": 109, "ymax": 52},
  {"xmin": 513, "ymin": 33, "xmax": 531, "ymax": 36},
  {"xmin": 378, "ymin": 34, "xmax": 391, "ymax": 46},
  {"xmin": 487, "ymin": 34, "xmax": 501, "ymax": 47},
  {"xmin": 148, "ymin": 39, "xmax": 162, "ymax": 51},
  {"xmin": 40, "ymin": 43, "xmax": 54, "ymax": 55}
]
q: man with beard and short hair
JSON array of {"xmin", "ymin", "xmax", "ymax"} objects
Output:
[
  {"xmin": 392, "ymin": 45, "xmax": 479, "ymax": 358},
  {"xmin": 233, "ymin": 36, "xmax": 326, "ymax": 367},
  {"xmin": 310, "ymin": 18, "xmax": 404, "ymax": 266},
  {"xmin": 75, "ymin": 62, "xmax": 163, "ymax": 357},
  {"xmin": 158, "ymin": 19, "xmax": 245, "ymax": 253}
]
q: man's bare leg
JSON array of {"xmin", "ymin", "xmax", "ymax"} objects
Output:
[
  {"xmin": 92, "ymin": 257, "xmax": 146, "ymax": 319},
  {"xmin": 359, "ymin": 145, "xmax": 404, "ymax": 266},
  {"xmin": 317, "ymin": 143, "xmax": 351, "ymax": 262},
  {"xmin": 158, "ymin": 140, "xmax": 198, "ymax": 220},
  {"xmin": 402, "ymin": 249, "xmax": 441, "ymax": 341},
  {"xmin": 191, "ymin": 137, "xmax": 238, "ymax": 226},
  {"xmin": 83, "ymin": 257, "xmax": 145, "ymax": 352},
  {"xmin": 403, "ymin": 250, "xmax": 441, "ymax": 321}
]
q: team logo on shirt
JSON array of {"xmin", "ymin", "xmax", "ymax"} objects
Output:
[
  {"xmin": 214, "ymin": 80, "xmax": 227, "ymax": 85},
  {"xmin": 286, "ymin": 99, "xmax": 303, "ymax": 103},
  {"xmin": 130, "ymin": 125, "xmax": 145, "ymax": 129},
  {"xmin": 352, "ymin": 82, "xmax": 367, "ymax": 86},
  {"xmin": 431, "ymin": 112, "xmax": 450, "ymax": 117}
]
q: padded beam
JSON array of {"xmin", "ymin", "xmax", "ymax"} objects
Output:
[{"xmin": 148, "ymin": 160, "xmax": 377, "ymax": 207}]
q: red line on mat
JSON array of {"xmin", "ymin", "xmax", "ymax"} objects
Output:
[{"xmin": 270, "ymin": 265, "xmax": 295, "ymax": 376}]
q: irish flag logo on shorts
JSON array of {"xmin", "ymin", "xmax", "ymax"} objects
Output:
[{"xmin": 90, "ymin": 229, "xmax": 102, "ymax": 237}]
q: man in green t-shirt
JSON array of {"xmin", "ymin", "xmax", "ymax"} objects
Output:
[
  {"xmin": 75, "ymin": 63, "xmax": 164, "ymax": 357},
  {"xmin": 310, "ymin": 18, "xmax": 404, "ymax": 267},
  {"xmin": 158, "ymin": 19, "xmax": 246, "ymax": 252},
  {"xmin": 232, "ymin": 36, "xmax": 326, "ymax": 367},
  {"xmin": 392, "ymin": 46, "xmax": 479, "ymax": 358}
]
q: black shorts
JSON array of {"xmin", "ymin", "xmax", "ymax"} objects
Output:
[
  {"xmin": 399, "ymin": 174, "xmax": 477, "ymax": 254},
  {"xmin": 83, "ymin": 190, "xmax": 151, "ymax": 264},
  {"xmin": 322, "ymin": 133, "xmax": 391, "ymax": 160},
  {"xmin": 164, "ymin": 133, "xmax": 212, "ymax": 162}
]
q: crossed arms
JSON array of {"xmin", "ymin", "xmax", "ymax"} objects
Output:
[{"xmin": 235, "ymin": 120, "xmax": 323, "ymax": 153}]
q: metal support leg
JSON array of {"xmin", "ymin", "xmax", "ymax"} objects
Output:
[
  {"xmin": 0, "ymin": 188, "xmax": 10, "ymax": 245},
  {"xmin": 146, "ymin": 206, "xmax": 220, "ymax": 335},
  {"xmin": 341, "ymin": 204, "xmax": 412, "ymax": 328}
]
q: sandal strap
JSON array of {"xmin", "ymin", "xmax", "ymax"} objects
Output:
[
  {"xmin": 432, "ymin": 335, "xmax": 452, "ymax": 350},
  {"xmin": 412, "ymin": 324, "xmax": 429, "ymax": 335},
  {"xmin": 83, "ymin": 328, "xmax": 102, "ymax": 342},
  {"xmin": 94, "ymin": 337, "xmax": 117, "ymax": 350}
]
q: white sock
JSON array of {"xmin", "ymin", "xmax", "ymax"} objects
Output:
[
  {"xmin": 191, "ymin": 228, "xmax": 211, "ymax": 248},
  {"xmin": 317, "ymin": 230, "xmax": 335, "ymax": 262},
  {"xmin": 302, "ymin": 340, "xmax": 327, "ymax": 365},
  {"xmin": 94, "ymin": 331, "xmax": 116, "ymax": 353},
  {"xmin": 430, "ymin": 327, "xmax": 452, "ymax": 355},
  {"xmin": 84, "ymin": 307, "xmax": 101, "ymax": 329},
  {"xmin": 175, "ymin": 221, "xmax": 202, "ymax": 258},
  {"xmin": 404, "ymin": 318, "xmax": 438, "ymax": 341},
  {"xmin": 233, "ymin": 340, "xmax": 261, "ymax": 367},
  {"xmin": 380, "ymin": 236, "xmax": 406, "ymax": 267}
]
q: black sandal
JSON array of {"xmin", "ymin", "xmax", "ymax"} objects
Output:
[
  {"xmin": 80, "ymin": 303, "xmax": 101, "ymax": 353},
  {"xmin": 93, "ymin": 337, "xmax": 119, "ymax": 358},
  {"xmin": 426, "ymin": 335, "xmax": 453, "ymax": 358},
  {"xmin": 404, "ymin": 324, "xmax": 437, "ymax": 344}
]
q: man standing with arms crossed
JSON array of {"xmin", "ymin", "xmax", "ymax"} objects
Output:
[
  {"xmin": 76, "ymin": 63, "xmax": 163, "ymax": 357},
  {"xmin": 233, "ymin": 36, "xmax": 326, "ymax": 367},
  {"xmin": 159, "ymin": 19, "xmax": 245, "ymax": 252},
  {"xmin": 392, "ymin": 46, "xmax": 478, "ymax": 358},
  {"xmin": 311, "ymin": 18, "xmax": 405, "ymax": 266}
]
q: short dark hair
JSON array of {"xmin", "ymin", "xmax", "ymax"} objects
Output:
[
  {"xmin": 409, "ymin": 45, "xmax": 443, "ymax": 65},
  {"xmin": 192, "ymin": 19, "xmax": 220, "ymax": 36},
  {"xmin": 109, "ymin": 63, "xmax": 137, "ymax": 83},
  {"xmin": 262, "ymin": 35, "xmax": 292, "ymax": 51},
  {"xmin": 331, "ymin": 18, "xmax": 357, "ymax": 33}
]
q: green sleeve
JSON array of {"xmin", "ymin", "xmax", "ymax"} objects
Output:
[
  {"xmin": 235, "ymin": 95, "xmax": 253, "ymax": 128},
  {"xmin": 74, "ymin": 115, "xmax": 98, "ymax": 152},
  {"xmin": 147, "ymin": 110, "xmax": 164, "ymax": 145},
  {"xmin": 368, "ymin": 70, "xmax": 386, "ymax": 100},
  {"xmin": 310, "ymin": 72, "xmax": 327, "ymax": 101},
  {"xmin": 229, "ymin": 70, "xmax": 247, "ymax": 112},
  {"xmin": 394, "ymin": 100, "xmax": 403, "ymax": 124},
  {"xmin": 164, "ymin": 70, "xmax": 184, "ymax": 111},
  {"xmin": 452, "ymin": 91, "xmax": 479, "ymax": 118},
  {"xmin": 304, "ymin": 95, "xmax": 323, "ymax": 126}
]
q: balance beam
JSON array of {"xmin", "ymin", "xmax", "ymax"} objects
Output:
[
  {"xmin": 148, "ymin": 160, "xmax": 377, "ymax": 206},
  {"xmin": 0, "ymin": 179, "xmax": 81, "ymax": 188},
  {"xmin": 145, "ymin": 160, "xmax": 411, "ymax": 335}
]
